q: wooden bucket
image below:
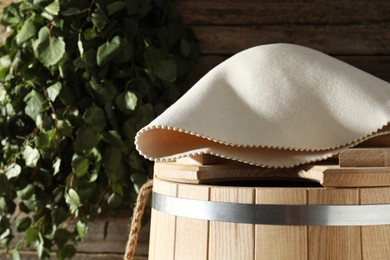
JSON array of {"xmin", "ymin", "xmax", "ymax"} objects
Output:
[{"xmin": 148, "ymin": 158, "xmax": 390, "ymax": 260}]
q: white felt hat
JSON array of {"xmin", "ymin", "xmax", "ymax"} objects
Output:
[{"xmin": 135, "ymin": 43, "xmax": 390, "ymax": 168}]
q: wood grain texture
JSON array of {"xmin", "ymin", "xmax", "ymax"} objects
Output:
[
  {"xmin": 176, "ymin": 0, "xmax": 390, "ymax": 25},
  {"xmin": 255, "ymin": 188, "xmax": 307, "ymax": 260},
  {"xmin": 155, "ymin": 162, "xmax": 390, "ymax": 187},
  {"xmin": 339, "ymin": 148, "xmax": 390, "ymax": 167},
  {"xmin": 361, "ymin": 187, "xmax": 390, "ymax": 259},
  {"xmin": 154, "ymin": 161, "xmax": 317, "ymax": 184},
  {"xmin": 175, "ymin": 183, "xmax": 209, "ymax": 260},
  {"xmin": 76, "ymin": 215, "xmax": 149, "ymax": 255},
  {"xmin": 308, "ymin": 189, "xmax": 361, "ymax": 260},
  {"xmin": 209, "ymin": 186, "xmax": 255, "ymax": 260},
  {"xmin": 149, "ymin": 178, "xmax": 178, "ymax": 260},
  {"xmin": 321, "ymin": 166, "xmax": 390, "ymax": 187},
  {"xmin": 192, "ymin": 25, "xmax": 390, "ymax": 55}
]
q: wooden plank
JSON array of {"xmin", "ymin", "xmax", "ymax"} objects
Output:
[
  {"xmin": 361, "ymin": 187, "xmax": 390, "ymax": 259},
  {"xmin": 176, "ymin": 154, "xmax": 232, "ymax": 165},
  {"xmin": 209, "ymin": 186, "xmax": 254, "ymax": 260},
  {"xmin": 308, "ymin": 189, "xmax": 361, "ymax": 260},
  {"xmin": 155, "ymin": 162, "xmax": 390, "ymax": 187},
  {"xmin": 255, "ymin": 188, "xmax": 307, "ymax": 260},
  {"xmin": 175, "ymin": 183, "xmax": 210, "ymax": 260},
  {"xmin": 149, "ymin": 178, "xmax": 177, "ymax": 260},
  {"xmin": 154, "ymin": 162, "xmax": 315, "ymax": 184},
  {"xmin": 339, "ymin": 148, "xmax": 390, "ymax": 167},
  {"xmin": 319, "ymin": 166, "xmax": 390, "ymax": 187},
  {"xmin": 339, "ymin": 56, "xmax": 390, "ymax": 83},
  {"xmin": 192, "ymin": 25, "xmax": 390, "ymax": 55},
  {"xmin": 77, "ymin": 215, "xmax": 150, "ymax": 255},
  {"xmin": 176, "ymin": 0, "xmax": 390, "ymax": 25}
]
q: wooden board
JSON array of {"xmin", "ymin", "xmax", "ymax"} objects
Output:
[
  {"xmin": 154, "ymin": 161, "xmax": 304, "ymax": 184},
  {"xmin": 149, "ymin": 178, "xmax": 390, "ymax": 260},
  {"xmin": 175, "ymin": 183, "xmax": 209, "ymax": 260},
  {"xmin": 176, "ymin": 0, "xmax": 390, "ymax": 25},
  {"xmin": 154, "ymin": 162, "xmax": 390, "ymax": 187},
  {"xmin": 192, "ymin": 25, "xmax": 390, "ymax": 55},
  {"xmin": 339, "ymin": 148, "xmax": 390, "ymax": 167},
  {"xmin": 209, "ymin": 186, "xmax": 255, "ymax": 260},
  {"xmin": 361, "ymin": 187, "xmax": 390, "ymax": 259},
  {"xmin": 255, "ymin": 188, "xmax": 307, "ymax": 260},
  {"xmin": 148, "ymin": 179, "xmax": 177, "ymax": 260},
  {"xmin": 307, "ymin": 189, "xmax": 361, "ymax": 260}
]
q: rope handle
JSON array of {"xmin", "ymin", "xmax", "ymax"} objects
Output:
[{"xmin": 124, "ymin": 179, "xmax": 154, "ymax": 260}]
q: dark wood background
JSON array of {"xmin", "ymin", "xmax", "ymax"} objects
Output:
[
  {"xmin": 0, "ymin": 0, "xmax": 389, "ymax": 259},
  {"xmin": 177, "ymin": 0, "xmax": 390, "ymax": 85}
]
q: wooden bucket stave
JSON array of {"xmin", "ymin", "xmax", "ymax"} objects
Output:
[{"xmin": 149, "ymin": 177, "xmax": 390, "ymax": 260}]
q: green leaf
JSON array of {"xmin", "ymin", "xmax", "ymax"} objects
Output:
[
  {"xmin": 57, "ymin": 244, "xmax": 76, "ymax": 259},
  {"xmin": 76, "ymin": 221, "xmax": 88, "ymax": 239},
  {"xmin": 84, "ymin": 28, "xmax": 97, "ymax": 40},
  {"xmin": 77, "ymin": 39, "xmax": 84, "ymax": 55},
  {"xmin": 53, "ymin": 158, "xmax": 61, "ymax": 175},
  {"xmin": 89, "ymin": 80, "xmax": 118, "ymax": 104},
  {"xmin": 16, "ymin": 217, "xmax": 31, "ymax": 232},
  {"xmin": 96, "ymin": 38, "xmax": 121, "ymax": 66},
  {"xmin": 54, "ymin": 228, "xmax": 72, "ymax": 247},
  {"xmin": 107, "ymin": 1, "xmax": 126, "ymax": 16},
  {"xmin": 130, "ymin": 173, "xmax": 148, "ymax": 193},
  {"xmin": 23, "ymin": 145, "xmax": 40, "ymax": 167},
  {"xmin": 35, "ymin": 129, "xmax": 59, "ymax": 159},
  {"xmin": 1, "ymin": 4, "xmax": 21, "ymax": 26},
  {"xmin": 91, "ymin": 9, "xmax": 108, "ymax": 32},
  {"xmin": 112, "ymin": 183, "xmax": 124, "ymax": 196},
  {"xmin": 52, "ymin": 206, "xmax": 68, "ymax": 225},
  {"xmin": 59, "ymin": 84, "xmax": 76, "ymax": 105},
  {"xmin": 83, "ymin": 106, "xmax": 107, "ymax": 132},
  {"xmin": 57, "ymin": 119, "xmax": 72, "ymax": 137},
  {"xmin": 0, "ymin": 175, "xmax": 9, "ymax": 195},
  {"xmin": 126, "ymin": 0, "xmax": 138, "ymax": 15},
  {"xmin": 114, "ymin": 39, "xmax": 133, "ymax": 64},
  {"xmin": 47, "ymin": 82, "xmax": 62, "ymax": 102},
  {"xmin": 6, "ymin": 163, "xmax": 21, "ymax": 179},
  {"xmin": 115, "ymin": 91, "xmax": 137, "ymax": 113},
  {"xmin": 16, "ymin": 18, "xmax": 36, "ymax": 45},
  {"xmin": 73, "ymin": 124, "xmax": 100, "ymax": 153},
  {"xmin": 72, "ymin": 155, "xmax": 89, "ymax": 178},
  {"xmin": 66, "ymin": 188, "xmax": 80, "ymax": 212},
  {"xmin": 33, "ymin": 27, "xmax": 66, "ymax": 66},
  {"xmin": 103, "ymin": 145, "xmax": 122, "ymax": 170},
  {"xmin": 12, "ymin": 249, "xmax": 20, "ymax": 260},
  {"xmin": 107, "ymin": 193, "xmax": 122, "ymax": 209},
  {"xmin": 25, "ymin": 227, "xmax": 39, "ymax": 246},
  {"xmin": 102, "ymin": 130, "xmax": 126, "ymax": 149},
  {"xmin": 61, "ymin": 7, "xmax": 83, "ymax": 16},
  {"xmin": 37, "ymin": 234, "xmax": 45, "ymax": 259},
  {"xmin": 45, "ymin": 0, "xmax": 60, "ymax": 15},
  {"xmin": 17, "ymin": 184, "xmax": 35, "ymax": 200},
  {"xmin": 152, "ymin": 59, "xmax": 177, "ymax": 82},
  {"xmin": 24, "ymin": 90, "xmax": 46, "ymax": 121},
  {"xmin": 0, "ymin": 55, "xmax": 11, "ymax": 78}
]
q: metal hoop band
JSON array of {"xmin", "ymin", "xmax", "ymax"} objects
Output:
[{"xmin": 152, "ymin": 192, "xmax": 390, "ymax": 226}]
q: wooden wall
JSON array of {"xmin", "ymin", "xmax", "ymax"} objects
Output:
[{"xmin": 176, "ymin": 0, "xmax": 390, "ymax": 84}]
